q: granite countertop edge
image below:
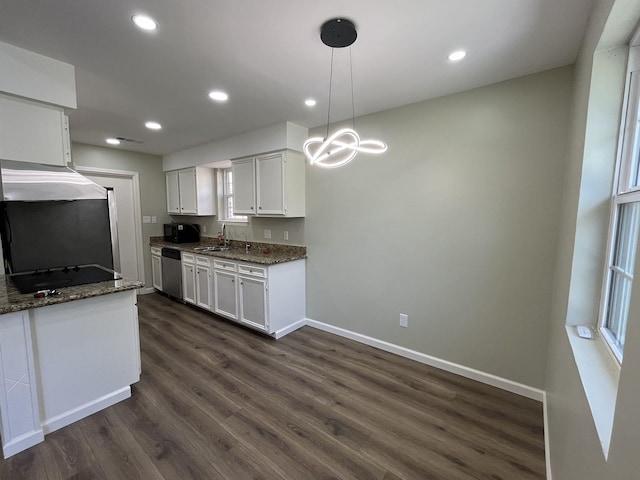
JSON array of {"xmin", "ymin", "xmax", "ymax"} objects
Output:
[
  {"xmin": 150, "ymin": 239, "xmax": 307, "ymax": 265},
  {"xmin": 0, "ymin": 279, "xmax": 144, "ymax": 315}
]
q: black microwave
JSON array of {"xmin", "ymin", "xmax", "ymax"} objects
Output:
[{"xmin": 163, "ymin": 223, "xmax": 200, "ymax": 243}]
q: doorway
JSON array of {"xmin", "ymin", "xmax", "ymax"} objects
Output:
[{"xmin": 75, "ymin": 166, "xmax": 145, "ymax": 283}]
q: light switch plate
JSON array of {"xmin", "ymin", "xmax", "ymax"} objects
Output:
[
  {"xmin": 264, "ymin": 229, "xmax": 272, "ymax": 239},
  {"xmin": 143, "ymin": 216, "xmax": 151, "ymax": 224},
  {"xmin": 151, "ymin": 216, "xmax": 157, "ymax": 224}
]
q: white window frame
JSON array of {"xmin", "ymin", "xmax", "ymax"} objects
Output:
[
  {"xmin": 219, "ymin": 168, "xmax": 248, "ymax": 223},
  {"xmin": 598, "ymin": 45, "xmax": 640, "ymax": 364}
]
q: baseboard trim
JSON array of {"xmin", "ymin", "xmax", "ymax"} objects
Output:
[
  {"xmin": 273, "ymin": 319, "xmax": 307, "ymax": 339},
  {"xmin": 138, "ymin": 287, "xmax": 157, "ymax": 295},
  {"xmin": 543, "ymin": 391, "xmax": 552, "ymax": 479},
  {"xmin": 2, "ymin": 429, "xmax": 44, "ymax": 458},
  {"xmin": 41, "ymin": 386, "xmax": 132, "ymax": 435},
  {"xmin": 305, "ymin": 319, "xmax": 545, "ymax": 402}
]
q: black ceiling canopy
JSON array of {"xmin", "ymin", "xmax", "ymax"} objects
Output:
[{"xmin": 320, "ymin": 18, "xmax": 357, "ymax": 48}]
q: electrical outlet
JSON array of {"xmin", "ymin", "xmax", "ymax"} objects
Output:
[
  {"xmin": 284, "ymin": 231, "xmax": 289, "ymax": 240},
  {"xmin": 151, "ymin": 216, "xmax": 157, "ymax": 224},
  {"xmin": 264, "ymin": 229, "xmax": 272, "ymax": 239},
  {"xmin": 202, "ymin": 225, "xmax": 207, "ymax": 233},
  {"xmin": 399, "ymin": 314, "xmax": 408, "ymax": 328}
]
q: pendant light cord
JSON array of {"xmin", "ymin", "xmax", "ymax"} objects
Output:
[
  {"xmin": 350, "ymin": 46, "xmax": 356, "ymax": 130},
  {"xmin": 326, "ymin": 48, "xmax": 335, "ymax": 139}
]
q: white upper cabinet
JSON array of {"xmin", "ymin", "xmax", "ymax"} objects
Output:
[
  {"xmin": 0, "ymin": 94, "xmax": 68, "ymax": 166},
  {"xmin": 231, "ymin": 150, "xmax": 305, "ymax": 217},
  {"xmin": 166, "ymin": 167, "xmax": 215, "ymax": 216},
  {"xmin": 231, "ymin": 157, "xmax": 257, "ymax": 214}
]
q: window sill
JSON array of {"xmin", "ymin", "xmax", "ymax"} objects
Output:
[
  {"xmin": 220, "ymin": 219, "xmax": 249, "ymax": 225},
  {"xmin": 565, "ymin": 326, "xmax": 620, "ymax": 458}
]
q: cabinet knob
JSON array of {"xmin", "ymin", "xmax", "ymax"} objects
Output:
[
  {"xmin": 232, "ymin": 279, "xmax": 234, "ymax": 283},
  {"xmin": 251, "ymin": 206, "xmax": 254, "ymax": 210},
  {"xmin": 258, "ymin": 206, "xmax": 262, "ymax": 210}
]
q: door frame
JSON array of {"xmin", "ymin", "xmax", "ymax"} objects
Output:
[{"xmin": 75, "ymin": 165, "xmax": 145, "ymax": 285}]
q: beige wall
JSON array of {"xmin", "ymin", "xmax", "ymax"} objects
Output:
[
  {"xmin": 70, "ymin": 142, "xmax": 170, "ymax": 288},
  {"xmin": 305, "ymin": 67, "xmax": 573, "ymax": 388},
  {"xmin": 545, "ymin": 0, "xmax": 640, "ymax": 478}
]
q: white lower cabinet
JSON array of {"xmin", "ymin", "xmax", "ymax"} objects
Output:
[
  {"xmin": 183, "ymin": 253, "xmax": 212, "ymax": 309},
  {"xmin": 151, "ymin": 247, "xmax": 162, "ymax": 291},
  {"xmin": 213, "ymin": 259, "xmax": 238, "ymax": 320},
  {"xmin": 212, "ymin": 258, "xmax": 305, "ymax": 337},
  {"xmin": 238, "ymin": 275, "xmax": 268, "ymax": 331},
  {"xmin": 195, "ymin": 257, "xmax": 212, "ymax": 311},
  {"xmin": 181, "ymin": 253, "xmax": 196, "ymax": 305}
]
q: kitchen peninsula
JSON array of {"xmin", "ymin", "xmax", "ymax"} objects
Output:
[{"xmin": 0, "ymin": 272, "xmax": 143, "ymax": 458}]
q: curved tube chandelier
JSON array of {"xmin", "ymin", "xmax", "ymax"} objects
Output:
[{"xmin": 303, "ymin": 18, "xmax": 387, "ymax": 169}]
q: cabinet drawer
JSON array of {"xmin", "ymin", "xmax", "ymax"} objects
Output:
[
  {"xmin": 238, "ymin": 264, "xmax": 267, "ymax": 278},
  {"xmin": 151, "ymin": 247, "xmax": 161, "ymax": 256},
  {"xmin": 196, "ymin": 256, "xmax": 210, "ymax": 266},
  {"xmin": 182, "ymin": 253, "xmax": 195, "ymax": 264},
  {"xmin": 213, "ymin": 259, "xmax": 237, "ymax": 272}
]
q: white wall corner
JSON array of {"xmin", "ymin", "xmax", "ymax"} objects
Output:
[{"xmin": 286, "ymin": 122, "xmax": 309, "ymax": 152}]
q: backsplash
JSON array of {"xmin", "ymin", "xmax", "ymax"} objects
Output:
[{"xmin": 169, "ymin": 215, "xmax": 305, "ymax": 245}]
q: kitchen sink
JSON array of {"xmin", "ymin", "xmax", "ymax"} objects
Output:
[{"xmin": 193, "ymin": 246, "xmax": 230, "ymax": 252}]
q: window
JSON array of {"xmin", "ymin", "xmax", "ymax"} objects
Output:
[
  {"xmin": 600, "ymin": 46, "xmax": 640, "ymax": 363},
  {"xmin": 221, "ymin": 168, "xmax": 247, "ymax": 222}
]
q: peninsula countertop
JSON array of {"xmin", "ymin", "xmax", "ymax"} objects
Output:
[
  {"xmin": 0, "ymin": 271, "xmax": 143, "ymax": 315},
  {"xmin": 150, "ymin": 237, "xmax": 307, "ymax": 265}
]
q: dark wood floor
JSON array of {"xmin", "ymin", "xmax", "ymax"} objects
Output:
[{"xmin": 1, "ymin": 293, "xmax": 546, "ymax": 479}]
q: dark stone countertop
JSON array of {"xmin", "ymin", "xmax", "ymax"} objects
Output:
[
  {"xmin": 150, "ymin": 237, "xmax": 306, "ymax": 265},
  {"xmin": 0, "ymin": 268, "xmax": 143, "ymax": 315}
]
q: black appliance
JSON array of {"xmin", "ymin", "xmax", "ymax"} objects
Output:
[
  {"xmin": 0, "ymin": 159, "xmax": 120, "ymax": 293},
  {"xmin": 10, "ymin": 265, "xmax": 121, "ymax": 294},
  {"xmin": 1, "ymin": 200, "xmax": 114, "ymax": 273},
  {"xmin": 161, "ymin": 247, "xmax": 182, "ymax": 299},
  {"xmin": 164, "ymin": 223, "xmax": 200, "ymax": 243}
]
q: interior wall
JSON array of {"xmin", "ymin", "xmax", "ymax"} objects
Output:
[
  {"xmin": 305, "ymin": 67, "xmax": 572, "ymax": 388},
  {"xmin": 70, "ymin": 142, "xmax": 170, "ymax": 287},
  {"xmin": 545, "ymin": 0, "xmax": 640, "ymax": 477}
]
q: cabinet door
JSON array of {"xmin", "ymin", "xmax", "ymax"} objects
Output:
[
  {"xmin": 214, "ymin": 270, "xmax": 238, "ymax": 320},
  {"xmin": 151, "ymin": 255, "xmax": 163, "ymax": 291},
  {"xmin": 256, "ymin": 153, "xmax": 285, "ymax": 215},
  {"xmin": 232, "ymin": 158, "xmax": 256, "ymax": 214},
  {"xmin": 239, "ymin": 276, "xmax": 268, "ymax": 332},
  {"xmin": 196, "ymin": 264, "xmax": 212, "ymax": 311},
  {"xmin": 182, "ymin": 262, "xmax": 196, "ymax": 304},
  {"xmin": 166, "ymin": 171, "xmax": 180, "ymax": 214},
  {"xmin": 0, "ymin": 95, "xmax": 66, "ymax": 166},
  {"xmin": 178, "ymin": 168, "xmax": 198, "ymax": 215}
]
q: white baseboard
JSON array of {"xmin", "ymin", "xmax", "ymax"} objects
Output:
[
  {"xmin": 138, "ymin": 287, "xmax": 157, "ymax": 295},
  {"xmin": 41, "ymin": 386, "xmax": 132, "ymax": 434},
  {"xmin": 2, "ymin": 429, "xmax": 44, "ymax": 458},
  {"xmin": 273, "ymin": 319, "xmax": 307, "ymax": 339},
  {"xmin": 305, "ymin": 319, "xmax": 545, "ymax": 402}
]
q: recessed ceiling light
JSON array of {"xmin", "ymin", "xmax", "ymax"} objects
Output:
[
  {"xmin": 106, "ymin": 138, "xmax": 121, "ymax": 145},
  {"xmin": 305, "ymin": 99, "xmax": 317, "ymax": 107},
  {"xmin": 448, "ymin": 50, "xmax": 467, "ymax": 62},
  {"xmin": 145, "ymin": 121, "xmax": 162, "ymax": 130},
  {"xmin": 132, "ymin": 14, "xmax": 158, "ymax": 32},
  {"xmin": 208, "ymin": 90, "xmax": 229, "ymax": 102}
]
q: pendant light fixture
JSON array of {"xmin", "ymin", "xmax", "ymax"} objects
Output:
[{"xmin": 303, "ymin": 18, "xmax": 387, "ymax": 169}]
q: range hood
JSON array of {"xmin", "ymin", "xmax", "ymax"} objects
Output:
[{"xmin": 0, "ymin": 159, "xmax": 106, "ymax": 201}]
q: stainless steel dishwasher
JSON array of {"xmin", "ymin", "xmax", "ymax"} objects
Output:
[{"xmin": 161, "ymin": 247, "xmax": 183, "ymax": 300}]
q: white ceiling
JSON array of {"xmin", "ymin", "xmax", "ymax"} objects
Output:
[{"xmin": 0, "ymin": 0, "xmax": 594, "ymax": 157}]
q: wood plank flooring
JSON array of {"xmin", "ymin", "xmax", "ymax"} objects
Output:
[{"xmin": 0, "ymin": 293, "xmax": 546, "ymax": 479}]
